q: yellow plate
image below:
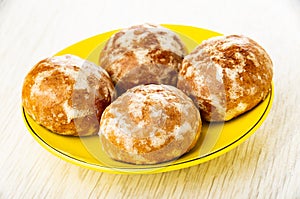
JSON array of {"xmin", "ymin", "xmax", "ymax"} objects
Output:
[{"xmin": 22, "ymin": 24, "xmax": 274, "ymax": 174}]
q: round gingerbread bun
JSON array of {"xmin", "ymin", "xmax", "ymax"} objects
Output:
[
  {"xmin": 99, "ymin": 84, "xmax": 202, "ymax": 164},
  {"xmin": 177, "ymin": 35, "xmax": 273, "ymax": 122},
  {"xmin": 98, "ymin": 23, "xmax": 187, "ymax": 95},
  {"xmin": 22, "ymin": 54, "xmax": 116, "ymax": 136}
]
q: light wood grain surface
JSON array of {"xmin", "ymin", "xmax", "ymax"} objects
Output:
[{"xmin": 1, "ymin": 0, "xmax": 300, "ymax": 198}]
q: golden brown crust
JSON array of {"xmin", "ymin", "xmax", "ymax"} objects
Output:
[
  {"xmin": 99, "ymin": 84, "xmax": 201, "ymax": 164},
  {"xmin": 177, "ymin": 35, "xmax": 273, "ymax": 121},
  {"xmin": 99, "ymin": 24, "xmax": 187, "ymax": 95},
  {"xmin": 22, "ymin": 54, "xmax": 116, "ymax": 136}
]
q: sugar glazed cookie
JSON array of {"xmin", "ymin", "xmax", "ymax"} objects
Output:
[
  {"xmin": 99, "ymin": 24, "xmax": 187, "ymax": 94},
  {"xmin": 177, "ymin": 35, "xmax": 273, "ymax": 121},
  {"xmin": 22, "ymin": 54, "xmax": 116, "ymax": 136},
  {"xmin": 99, "ymin": 84, "xmax": 201, "ymax": 164}
]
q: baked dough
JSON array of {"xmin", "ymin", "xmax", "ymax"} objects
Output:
[
  {"xmin": 99, "ymin": 84, "xmax": 201, "ymax": 164},
  {"xmin": 177, "ymin": 35, "xmax": 273, "ymax": 121},
  {"xmin": 22, "ymin": 54, "xmax": 116, "ymax": 136},
  {"xmin": 99, "ymin": 24, "xmax": 187, "ymax": 94}
]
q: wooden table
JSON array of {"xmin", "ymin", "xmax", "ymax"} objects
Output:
[{"xmin": 1, "ymin": 0, "xmax": 299, "ymax": 198}]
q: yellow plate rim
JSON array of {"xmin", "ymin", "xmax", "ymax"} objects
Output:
[{"xmin": 22, "ymin": 24, "xmax": 274, "ymax": 174}]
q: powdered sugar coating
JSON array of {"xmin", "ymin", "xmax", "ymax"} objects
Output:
[
  {"xmin": 22, "ymin": 54, "xmax": 116, "ymax": 136},
  {"xmin": 99, "ymin": 84, "xmax": 201, "ymax": 164},
  {"xmin": 177, "ymin": 35, "xmax": 273, "ymax": 121},
  {"xmin": 99, "ymin": 24, "xmax": 187, "ymax": 94}
]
